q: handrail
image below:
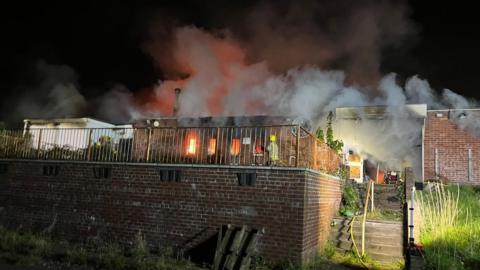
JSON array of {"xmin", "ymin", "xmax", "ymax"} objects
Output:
[{"xmin": 0, "ymin": 126, "xmax": 342, "ymax": 172}]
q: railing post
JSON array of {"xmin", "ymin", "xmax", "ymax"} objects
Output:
[
  {"xmin": 145, "ymin": 128, "xmax": 152, "ymax": 162},
  {"xmin": 215, "ymin": 127, "xmax": 220, "ymax": 164},
  {"xmin": 409, "ymin": 186, "xmax": 416, "ymax": 246},
  {"xmin": 296, "ymin": 125, "xmax": 300, "ymax": 167},
  {"xmin": 36, "ymin": 129, "xmax": 43, "ymax": 159},
  {"xmin": 86, "ymin": 129, "xmax": 93, "ymax": 161}
]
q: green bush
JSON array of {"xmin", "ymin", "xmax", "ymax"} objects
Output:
[{"xmin": 339, "ymin": 183, "xmax": 360, "ymax": 217}]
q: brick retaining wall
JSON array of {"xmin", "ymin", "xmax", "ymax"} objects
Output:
[{"xmin": 0, "ymin": 160, "xmax": 342, "ymax": 264}]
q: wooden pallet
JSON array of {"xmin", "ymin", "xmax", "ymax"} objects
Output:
[{"xmin": 213, "ymin": 225, "xmax": 264, "ymax": 270}]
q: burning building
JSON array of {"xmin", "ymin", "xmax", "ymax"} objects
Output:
[
  {"xmin": 0, "ymin": 113, "xmax": 344, "ymax": 265},
  {"xmin": 333, "ymin": 105, "xmax": 480, "ymax": 186},
  {"xmin": 127, "ymin": 115, "xmax": 340, "ymax": 171},
  {"xmin": 334, "ymin": 104, "xmax": 427, "ymax": 184}
]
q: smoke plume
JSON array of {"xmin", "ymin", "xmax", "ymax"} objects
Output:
[
  {"xmin": 6, "ymin": 0, "xmax": 480, "ymax": 176},
  {"xmin": 11, "ymin": 60, "xmax": 87, "ymax": 122}
]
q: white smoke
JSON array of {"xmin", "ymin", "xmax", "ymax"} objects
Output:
[
  {"xmin": 8, "ymin": 0, "xmax": 478, "ymax": 178},
  {"xmin": 10, "ymin": 60, "xmax": 145, "ymax": 125},
  {"xmin": 141, "ymin": 25, "xmax": 480, "ymax": 177},
  {"xmin": 95, "ymin": 85, "xmax": 144, "ymax": 123}
]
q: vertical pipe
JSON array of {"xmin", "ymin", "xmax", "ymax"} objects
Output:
[
  {"xmin": 173, "ymin": 88, "xmax": 181, "ymax": 116},
  {"xmin": 468, "ymin": 148, "xmax": 472, "ymax": 181},
  {"xmin": 434, "ymin": 148, "xmax": 438, "ymax": 178}
]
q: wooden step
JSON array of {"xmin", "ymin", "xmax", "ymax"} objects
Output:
[
  {"xmin": 331, "ymin": 240, "xmax": 403, "ymax": 256},
  {"xmin": 329, "ymin": 217, "xmax": 405, "ymax": 263},
  {"xmin": 330, "ymin": 232, "xmax": 403, "ymax": 245}
]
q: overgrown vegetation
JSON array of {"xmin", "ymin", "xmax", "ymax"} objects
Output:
[
  {"xmin": 334, "ymin": 166, "xmax": 348, "ymax": 180},
  {"xmin": 252, "ymin": 243, "xmax": 403, "ymax": 270},
  {"xmin": 316, "ymin": 112, "xmax": 344, "ymax": 153},
  {"xmin": 0, "ymin": 227, "xmax": 197, "ymax": 270},
  {"xmin": 339, "ymin": 181, "xmax": 360, "ymax": 217},
  {"xmin": 416, "ymin": 184, "xmax": 480, "ymax": 270}
]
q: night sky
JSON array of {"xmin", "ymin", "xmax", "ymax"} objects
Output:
[{"xmin": 1, "ymin": 0, "xmax": 479, "ymax": 125}]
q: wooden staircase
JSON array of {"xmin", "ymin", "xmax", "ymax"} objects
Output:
[
  {"xmin": 357, "ymin": 183, "xmax": 402, "ymax": 212},
  {"xmin": 329, "ymin": 217, "xmax": 404, "ymax": 262}
]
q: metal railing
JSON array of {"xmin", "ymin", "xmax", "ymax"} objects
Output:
[{"xmin": 0, "ymin": 125, "xmax": 341, "ymax": 171}]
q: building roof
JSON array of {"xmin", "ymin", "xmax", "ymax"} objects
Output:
[
  {"xmin": 335, "ymin": 104, "xmax": 427, "ymax": 120},
  {"xmin": 133, "ymin": 115, "xmax": 300, "ymax": 128},
  {"xmin": 23, "ymin": 117, "xmax": 116, "ymax": 127}
]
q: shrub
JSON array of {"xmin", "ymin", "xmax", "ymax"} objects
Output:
[{"xmin": 339, "ymin": 182, "xmax": 360, "ymax": 217}]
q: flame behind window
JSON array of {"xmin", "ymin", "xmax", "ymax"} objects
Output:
[
  {"xmin": 230, "ymin": 138, "xmax": 240, "ymax": 156},
  {"xmin": 207, "ymin": 138, "xmax": 216, "ymax": 155},
  {"xmin": 185, "ymin": 131, "xmax": 198, "ymax": 156}
]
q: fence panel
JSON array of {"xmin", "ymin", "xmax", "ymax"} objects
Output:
[{"xmin": 0, "ymin": 126, "xmax": 341, "ymax": 171}]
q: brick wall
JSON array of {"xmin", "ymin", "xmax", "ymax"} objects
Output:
[
  {"xmin": 424, "ymin": 111, "xmax": 480, "ymax": 184},
  {"xmin": 0, "ymin": 160, "xmax": 342, "ymax": 264},
  {"xmin": 302, "ymin": 171, "xmax": 343, "ymax": 261}
]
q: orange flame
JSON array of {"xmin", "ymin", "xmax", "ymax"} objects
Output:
[
  {"xmin": 207, "ymin": 138, "xmax": 216, "ymax": 155},
  {"xmin": 230, "ymin": 138, "xmax": 241, "ymax": 156},
  {"xmin": 185, "ymin": 131, "xmax": 198, "ymax": 156},
  {"xmin": 135, "ymin": 27, "xmax": 270, "ymax": 117}
]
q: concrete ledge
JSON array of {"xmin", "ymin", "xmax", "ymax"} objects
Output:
[{"xmin": 0, "ymin": 158, "xmax": 341, "ymax": 180}]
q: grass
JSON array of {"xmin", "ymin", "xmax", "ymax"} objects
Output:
[
  {"xmin": 0, "ymin": 226, "xmax": 199, "ymax": 270},
  {"xmin": 251, "ymin": 243, "xmax": 404, "ymax": 270},
  {"xmin": 366, "ymin": 209, "xmax": 402, "ymax": 221},
  {"xmin": 327, "ymin": 250, "xmax": 404, "ymax": 270},
  {"xmin": 415, "ymin": 184, "xmax": 480, "ymax": 270}
]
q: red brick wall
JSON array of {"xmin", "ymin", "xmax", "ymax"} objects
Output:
[
  {"xmin": 424, "ymin": 111, "xmax": 480, "ymax": 184},
  {"xmin": 0, "ymin": 160, "xmax": 342, "ymax": 264},
  {"xmin": 302, "ymin": 171, "xmax": 343, "ymax": 261}
]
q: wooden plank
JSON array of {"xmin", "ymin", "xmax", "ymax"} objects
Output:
[
  {"xmin": 238, "ymin": 257, "xmax": 252, "ymax": 270},
  {"xmin": 212, "ymin": 226, "xmax": 224, "ymax": 270},
  {"xmin": 244, "ymin": 229, "xmax": 261, "ymax": 255},
  {"xmin": 213, "ymin": 225, "xmax": 233, "ymax": 270},
  {"xmin": 224, "ymin": 226, "xmax": 249, "ymax": 270}
]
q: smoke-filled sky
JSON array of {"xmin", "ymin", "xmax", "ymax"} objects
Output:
[{"xmin": 0, "ymin": 0, "xmax": 479, "ymax": 126}]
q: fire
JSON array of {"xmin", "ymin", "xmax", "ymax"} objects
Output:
[
  {"xmin": 136, "ymin": 26, "xmax": 270, "ymax": 117},
  {"xmin": 185, "ymin": 131, "xmax": 198, "ymax": 156},
  {"xmin": 230, "ymin": 138, "xmax": 240, "ymax": 156},
  {"xmin": 187, "ymin": 138, "xmax": 196, "ymax": 155},
  {"xmin": 207, "ymin": 138, "xmax": 216, "ymax": 155},
  {"xmin": 254, "ymin": 140, "xmax": 264, "ymax": 154}
]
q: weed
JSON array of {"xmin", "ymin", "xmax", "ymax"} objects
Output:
[
  {"xmin": 416, "ymin": 183, "xmax": 480, "ymax": 270},
  {"xmin": 339, "ymin": 182, "xmax": 360, "ymax": 217}
]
